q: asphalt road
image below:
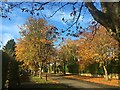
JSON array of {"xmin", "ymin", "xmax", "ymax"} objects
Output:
[
  {"xmin": 7, "ymin": 75, "xmax": 119, "ymax": 90},
  {"xmin": 50, "ymin": 75, "xmax": 119, "ymax": 89}
]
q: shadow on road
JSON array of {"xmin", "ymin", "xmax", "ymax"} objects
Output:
[
  {"xmin": 18, "ymin": 83, "xmax": 78, "ymax": 89},
  {"xmin": 3, "ymin": 82, "xmax": 119, "ymax": 90}
]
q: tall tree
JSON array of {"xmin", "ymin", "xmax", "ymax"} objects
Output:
[
  {"xmin": 2, "ymin": 39, "xmax": 20, "ymax": 88},
  {"xmin": 15, "ymin": 17, "xmax": 55, "ymax": 78},
  {"xmin": 77, "ymin": 26, "xmax": 119, "ymax": 80},
  {"xmin": 3, "ymin": 39, "xmax": 16, "ymax": 57},
  {"xmin": 57, "ymin": 45, "xmax": 67, "ymax": 75},
  {"xmin": 58, "ymin": 39, "xmax": 78, "ymax": 75}
]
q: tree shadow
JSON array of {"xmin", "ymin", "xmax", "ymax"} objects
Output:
[{"xmin": 3, "ymin": 81, "xmax": 79, "ymax": 90}]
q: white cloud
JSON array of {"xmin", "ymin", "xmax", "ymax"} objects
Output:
[
  {"xmin": 0, "ymin": 10, "xmax": 25, "ymax": 46},
  {"xmin": 0, "ymin": 19, "xmax": 23, "ymax": 49},
  {"xmin": 2, "ymin": 33, "xmax": 14, "ymax": 46},
  {"xmin": 42, "ymin": 9, "xmax": 69, "ymax": 25},
  {"xmin": 46, "ymin": 10, "xmax": 84, "ymax": 25},
  {"xmin": 2, "ymin": 24, "xmax": 21, "ymax": 36}
]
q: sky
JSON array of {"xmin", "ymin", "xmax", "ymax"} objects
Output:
[{"xmin": 0, "ymin": 2, "xmax": 101, "ymax": 49}]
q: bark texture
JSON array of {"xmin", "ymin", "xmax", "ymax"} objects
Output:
[
  {"xmin": 103, "ymin": 65, "xmax": 109, "ymax": 80},
  {"xmin": 85, "ymin": 2, "xmax": 120, "ymax": 42}
]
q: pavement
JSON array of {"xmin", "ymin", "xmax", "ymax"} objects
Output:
[
  {"xmin": 7, "ymin": 74, "xmax": 119, "ymax": 89},
  {"xmin": 50, "ymin": 74, "xmax": 120, "ymax": 89}
]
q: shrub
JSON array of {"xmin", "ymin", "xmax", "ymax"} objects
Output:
[
  {"xmin": 2, "ymin": 51, "xmax": 20, "ymax": 88},
  {"xmin": 7, "ymin": 57, "xmax": 20, "ymax": 88},
  {"xmin": 67, "ymin": 61, "xmax": 79, "ymax": 74},
  {"xmin": 2, "ymin": 51, "xmax": 9, "ymax": 88}
]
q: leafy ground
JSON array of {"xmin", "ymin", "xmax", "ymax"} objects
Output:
[{"xmin": 63, "ymin": 75, "xmax": 120, "ymax": 87}]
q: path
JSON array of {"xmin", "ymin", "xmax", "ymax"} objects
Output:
[
  {"xmin": 50, "ymin": 75, "xmax": 119, "ymax": 89},
  {"xmin": 16, "ymin": 76, "xmax": 74, "ymax": 89}
]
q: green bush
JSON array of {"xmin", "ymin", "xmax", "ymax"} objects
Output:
[
  {"xmin": 2, "ymin": 51, "xmax": 20, "ymax": 88},
  {"xmin": 7, "ymin": 57, "xmax": 20, "ymax": 88},
  {"xmin": 107, "ymin": 59, "xmax": 120, "ymax": 74},
  {"xmin": 67, "ymin": 61, "xmax": 79, "ymax": 74},
  {"xmin": 85, "ymin": 63, "xmax": 104, "ymax": 75},
  {"xmin": 58, "ymin": 65, "xmax": 63, "ymax": 72},
  {"xmin": 2, "ymin": 51, "xmax": 9, "ymax": 88},
  {"xmin": 43, "ymin": 66, "xmax": 48, "ymax": 73}
]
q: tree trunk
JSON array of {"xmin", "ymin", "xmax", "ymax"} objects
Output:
[
  {"xmin": 63, "ymin": 61, "xmax": 66, "ymax": 75},
  {"xmin": 48, "ymin": 63, "xmax": 50, "ymax": 73},
  {"xmin": 54, "ymin": 61, "xmax": 56, "ymax": 74},
  {"xmin": 118, "ymin": 74, "xmax": 120, "ymax": 80},
  {"xmin": 33, "ymin": 70, "xmax": 36, "ymax": 76},
  {"xmin": 40, "ymin": 69, "xmax": 42, "ymax": 79},
  {"xmin": 103, "ymin": 65, "xmax": 109, "ymax": 80},
  {"xmin": 85, "ymin": 2, "xmax": 120, "ymax": 43},
  {"xmin": 39, "ymin": 68, "xmax": 43, "ymax": 79},
  {"xmin": 39, "ymin": 63, "xmax": 43, "ymax": 79}
]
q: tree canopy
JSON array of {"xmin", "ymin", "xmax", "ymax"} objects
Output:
[
  {"xmin": 15, "ymin": 17, "xmax": 56, "ymax": 78},
  {"xmin": 77, "ymin": 26, "xmax": 119, "ymax": 80}
]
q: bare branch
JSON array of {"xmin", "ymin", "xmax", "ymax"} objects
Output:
[
  {"xmin": 66, "ymin": 2, "xmax": 84, "ymax": 32},
  {"xmin": 48, "ymin": 2, "xmax": 70, "ymax": 18}
]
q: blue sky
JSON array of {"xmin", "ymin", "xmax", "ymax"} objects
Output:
[{"xmin": 0, "ymin": 2, "xmax": 101, "ymax": 49}]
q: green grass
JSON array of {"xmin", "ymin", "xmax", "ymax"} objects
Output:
[
  {"xmin": 31, "ymin": 76, "xmax": 51, "ymax": 83},
  {"xmin": 30, "ymin": 76, "xmax": 71, "ymax": 88}
]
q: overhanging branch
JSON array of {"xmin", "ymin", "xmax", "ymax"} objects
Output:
[
  {"xmin": 85, "ymin": 2, "xmax": 114, "ymax": 31},
  {"xmin": 66, "ymin": 2, "xmax": 84, "ymax": 32}
]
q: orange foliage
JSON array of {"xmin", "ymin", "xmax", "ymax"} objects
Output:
[
  {"xmin": 77, "ymin": 25, "xmax": 119, "ymax": 70},
  {"xmin": 15, "ymin": 17, "xmax": 54, "ymax": 70}
]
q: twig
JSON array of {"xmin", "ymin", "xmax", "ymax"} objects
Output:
[
  {"xmin": 48, "ymin": 2, "xmax": 70, "ymax": 18},
  {"xmin": 65, "ymin": 2, "xmax": 84, "ymax": 32}
]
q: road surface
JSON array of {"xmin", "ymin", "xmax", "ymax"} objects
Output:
[{"xmin": 50, "ymin": 75, "xmax": 119, "ymax": 89}]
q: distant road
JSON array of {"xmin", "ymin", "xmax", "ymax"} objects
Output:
[{"xmin": 51, "ymin": 75, "xmax": 119, "ymax": 89}]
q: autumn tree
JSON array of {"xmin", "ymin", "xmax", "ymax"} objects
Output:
[
  {"xmin": 15, "ymin": 17, "xmax": 56, "ymax": 78},
  {"xmin": 77, "ymin": 26, "xmax": 119, "ymax": 80},
  {"xmin": 57, "ymin": 39, "xmax": 78, "ymax": 75},
  {"xmin": 57, "ymin": 45, "xmax": 67, "ymax": 75}
]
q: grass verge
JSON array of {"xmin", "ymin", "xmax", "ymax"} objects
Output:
[
  {"xmin": 31, "ymin": 76, "xmax": 51, "ymax": 83},
  {"xmin": 30, "ymin": 76, "xmax": 71, "ymax": 88}
]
